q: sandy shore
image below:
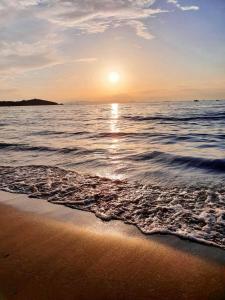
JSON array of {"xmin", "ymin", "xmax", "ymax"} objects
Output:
[{"xmin": 0, "ymin": 192, "xmax": 225, "ymax": 300}]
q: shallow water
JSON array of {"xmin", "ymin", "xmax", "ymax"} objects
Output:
[{"xmin": 0, "ymin": 100, "xmax": 225, "ymax": 248}]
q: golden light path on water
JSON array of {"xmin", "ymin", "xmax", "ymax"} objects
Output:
[
  {"xmin": 110, "ymin": 103, "xmax": 119, "ymax": 133},
  {"xmin": 108, "ymin": 103, "xmax": 123, "ymax": 180},
  {"xmin": 110, "ymin": 103, "xmax": 119, "ymax": 152}
]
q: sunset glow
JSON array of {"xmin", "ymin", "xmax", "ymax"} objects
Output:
[
  {"xmin": 0, "ymin": 1, "xmax": 224, "ymax": 102},
  {"xmin": 108, "ymin": 72, "xmax": 120, "ymax": 84}
]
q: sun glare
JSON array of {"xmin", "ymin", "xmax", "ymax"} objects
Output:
[{"xmin": 108, "ymin": 71, "xmax": 120, "ymax": 84}]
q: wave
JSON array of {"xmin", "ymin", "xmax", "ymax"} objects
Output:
[
  {"xmin": 124, "ymin": 112, "xmax": 225, "ymax": 122},
  {"xmin": 93, "ymin": 132, "xmax": 149, "ymax": 138},
  {"xmin": 0, "ymin": 165, "xmax": 225, "ymax": 249},
  {"xmin": 1, "ymin": 141, "xmax": 225, "ymax": 174},
  {"xmin": 32, "ymin": 130, "xmax": 90, "ymax": 136},
  {"xmin": 0, "ymin": 142, "xmax": 96, "ymax": 155},
  {"xmin": 129, "ymin": 151, "xmax": 225, "ymax": 173},
  {"xmin": 92, "ymin": 132, "xmax": 225, "ymax": 145},
  {"xmin": 34, "ymin": 131, "xmax": 159, "ymax": 139}
]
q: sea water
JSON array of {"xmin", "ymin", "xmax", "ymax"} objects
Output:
[{"xmin": 0, "ymin": 100, "xmax": 225, "ymax": 248}]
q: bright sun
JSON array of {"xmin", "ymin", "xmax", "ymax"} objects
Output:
[{"xmin": 108, "ymin": 71, "xmax": 120, "ymax": 84}]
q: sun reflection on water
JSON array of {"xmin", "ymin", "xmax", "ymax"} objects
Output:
[
  {"xmin": 107, "ymin": 103, "xmax": 124, "ymax": 180},
  {"xmin": 110, "ymin": 103, "xmax": 120, "ymax": 149},
  {"xmin": 110, "ymin": 103, "xmax": 119, "ymax": 133}
]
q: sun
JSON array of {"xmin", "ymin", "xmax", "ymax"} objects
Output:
[{"xmin": 108, "ymin": 71, "xmax": 120, "ymax": 84}]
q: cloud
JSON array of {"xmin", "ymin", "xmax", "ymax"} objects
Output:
[
  {"xmin": 167, "ymin": 0, "xmax": 199, "ymax": 11},
  {"xmin": 38, "ymin": 0, "xmax": 165, "ymax": 39},
  {"xmin": 73, "ymin": 58, "xmax": 97, "ymax": 63},
  {"xmin": 0, "ymin": 53, "xmax": 58, "ymax": 73},
  {"xmin": 0, "ymin": 0, "xmax": 199, "ymax": 78},
  {"xmin": 0, "ymin": 39, "xmax": 61, "ymax": 75},
  {"xmin": 0, "ymin": 40, "xmax": 97, "ymax": 76},
  {"xmin": 126, "ymin": 20, "xmax": 154, "ymax": 39},
  {"xmin": 0, "ymin": 1, "xmax": 166, "ymax": 39}
]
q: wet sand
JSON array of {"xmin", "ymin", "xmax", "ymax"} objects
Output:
[{"xmin": 0, "ymin": 191, "xmax": 225, "ymax": 300}]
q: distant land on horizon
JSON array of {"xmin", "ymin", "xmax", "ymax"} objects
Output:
[{"xmin": 0, "ymin": 99, "xmax": 62, "ymax": 107}]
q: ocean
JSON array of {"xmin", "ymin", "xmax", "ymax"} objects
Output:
[{"xmin": 0, "ymin": 100, "xmax": 225, "ymax": 248}]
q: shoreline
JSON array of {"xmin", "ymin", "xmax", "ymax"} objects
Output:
[
  {"xmin": 1, "ymin": 165, "xmax": 225, "ymax": 250},
  {"xmin": 1, "ymin": 190, "xmax": 225, "ymax": 256},
  {"xmin": 1, "ymin": 190, "xmax": 225, "ymax": 261},
  {"xmin": 0, "ymin": 191, "xmax": 225, "ymax": 299}
]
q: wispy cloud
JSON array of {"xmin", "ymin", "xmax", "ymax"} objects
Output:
[
  {"xmin": 74, "ymin": 58, "xmax": 98, "ymax": 63},
  {"xmin": 167, "ymin": 0, "xmax": 199, "ymax": 11},
  {"xmin": 126, "ymin": 20, "xmax": 154, "ymax": 40},
  {"xmin": 0, "ymin": 39, "xmax": 61, "ymax": 75},
  {"xmin": 40, "ymin": 0, "xmax": 165, "ymax": 38},
  {"xmin": 0, "ymin": 0, "xmax": 199, "ymax": 77},
  {"xmin": 0, "ymin": 1, "xmax": 166, "ymax": 39}
]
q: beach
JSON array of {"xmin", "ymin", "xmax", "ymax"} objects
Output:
[
  {"xmin": 0, "ymin": 191, "xmax": 225, "ymax": 300},
  {"xmin": 2, "ymin": 1, "xmax": 225, "ymax": 298}
]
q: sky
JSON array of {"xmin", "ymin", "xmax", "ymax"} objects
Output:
[{"xmin": 0, "ymin": 0, "xmax": 225, "ymax": 102}]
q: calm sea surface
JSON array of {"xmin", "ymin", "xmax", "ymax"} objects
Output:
[{"xmin": 1, "ymin": 100, "xmax": 225, "ymax": 248}]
